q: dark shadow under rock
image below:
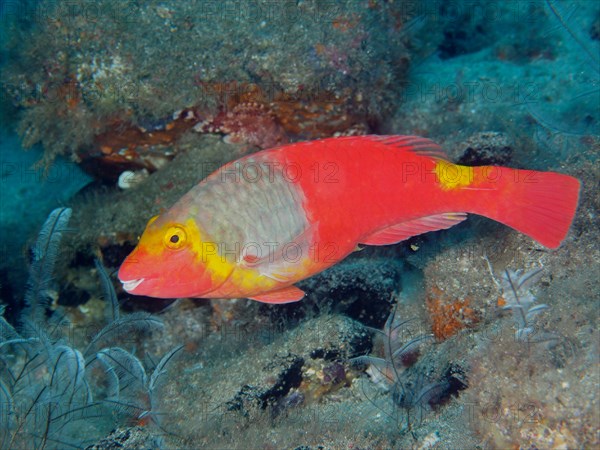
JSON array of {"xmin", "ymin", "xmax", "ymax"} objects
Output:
[{"xmin": 263, "ymin": 257, "xmax": 404, "ymax": 329}]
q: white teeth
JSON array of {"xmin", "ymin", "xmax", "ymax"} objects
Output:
[{"xmin": 122, "ymin": 278, "xmax": 144, "ymax": 292}]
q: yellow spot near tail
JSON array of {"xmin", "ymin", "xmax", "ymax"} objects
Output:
[{"xmin": 434, "ymin": 160, "xmax": 474, "ymax": 190}]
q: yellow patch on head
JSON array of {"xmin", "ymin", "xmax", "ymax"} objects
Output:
[
  {"xmin": 434, "ymin": 160, "xmax": 474, "ymax": 190},
  {"xmin": 184, "ymin": 218, "xmax": 308, "ymax": 296},
  {"xmin": 139, "ymin": 216, "xmax": 170, "ymax": 256},
  {"xmin": 184, "ymin": 218, "xmax": 235, "ymax": 284}
]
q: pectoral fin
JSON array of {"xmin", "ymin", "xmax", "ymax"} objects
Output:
[
  {"xmin": 361, "ymin": 213, "xmax": 467, "ymax": 245},
  {"xmin": 248, "ymin": 286, "xmax": 306, "ymax": 304}
]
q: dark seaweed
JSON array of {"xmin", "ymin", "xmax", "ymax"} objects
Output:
[
  {"xmin": 350, "ymin": 301, "xmax": 448, "ymax": 435},
  {"xmin": 501, "ymin": 267, "xmax": 558, "ymax": 346},
  {"xmin": 23, "ymin": 208, "xmax": 72, "ymax": 324},
  {"xmin": 0, "ymin": 209, "xmax": 181, "ymax": 449}
]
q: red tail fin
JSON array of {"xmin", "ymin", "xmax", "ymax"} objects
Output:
[{"xmin": 490, "ymin": 169, "xmax": 580, "ymax": 248}]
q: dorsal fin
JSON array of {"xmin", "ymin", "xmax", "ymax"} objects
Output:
[
  {"xmin": 369, "ymin": 135, "xmax": 449, "ymax": 160},
  {"xmin": 361, "ymin": 213, "xmax": 467, "ymax": 245}
]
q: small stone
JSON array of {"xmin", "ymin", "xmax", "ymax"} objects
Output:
[{"xmin": 118, "ymin": 169, "xmax": 149, "ymax": 190}]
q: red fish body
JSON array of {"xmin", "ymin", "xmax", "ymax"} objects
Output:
[{"xmin": 118, "ymin": 135, "xmax": 580, "ymax": 303}]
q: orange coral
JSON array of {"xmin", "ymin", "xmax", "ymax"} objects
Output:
[
  {"xmin": 80, "ymin": 80, "xmax": 370, "ymax": 180},
  {"xmin": 426, "ymin": 286, "xmax": 480, "ymax": 341},
  {"xmin": 198, "ymin": 80, "xmax": 369, "ymax": 140},
  {"xmin": 331, "ymin": 14, "xmax": 359, "ymax": 32},
  {"xmin": 94, "ymin": 108, "xmax": 199, "ymax": 151},
  {"xmin": 271, "ymin": 92, "xmax": 366, "ymax": 138}
]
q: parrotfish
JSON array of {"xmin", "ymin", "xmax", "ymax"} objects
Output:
[{"xmin": 118, "ymin": 135, "xmax": 580, "ymax": 303}]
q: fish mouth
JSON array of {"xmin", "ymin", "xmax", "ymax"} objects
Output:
[{"xmin": 121, "ymin": 278, "xmax": 145, "ymax": 292}]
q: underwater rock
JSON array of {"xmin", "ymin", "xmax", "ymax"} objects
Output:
[
  {"xmin": 85, "ymin": 426, "xmax": 164, "ymax": 450},
  {"xmin": 158, "ymin": 314, "xmax": 370, "ymax": 443},
  {"xmin": 69, "ymin": 136, "xmax": 239, "ymax": 259},
  {"xmin": 2, "ymin": 1, "xmax": 412, "ymax": 180},
  {"xmin": 591, "ymin": 11, "xmax": 600, "ymax": 40},
  {"xmin": 436, "ymin": 4, "xmax": 500, "ymax": 59},
  {"xmin": 456, "ymin": 131, "xmax": 513, "ymax": 166},
  {"xmin": 277, "ymin": 258, "xmax": 404, "ymax": 329},
  {"xmin": 220, "ymin": 316, "xmax": 369, "ymax": 417},
  {"xmin": 227, "ymin": 354, "xmax": 304, "ymax": 414}
]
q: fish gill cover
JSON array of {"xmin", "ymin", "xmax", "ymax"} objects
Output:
[{"xmin": 0, "ymin": 0, "xmax": 598, "ymax": 448}]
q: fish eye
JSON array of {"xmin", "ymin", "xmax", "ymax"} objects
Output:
[{"xmin": 164, "ymin": 225, "xmax": 187, "ymax": 250}]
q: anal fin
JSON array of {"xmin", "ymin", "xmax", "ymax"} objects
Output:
[
  {"xmin": 248, "ymin": 286, "xmax": 306, "ymax": 304},
  {"xmin": 361, "ymin": 213, "xmax": 467, "ymax": 245}
]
